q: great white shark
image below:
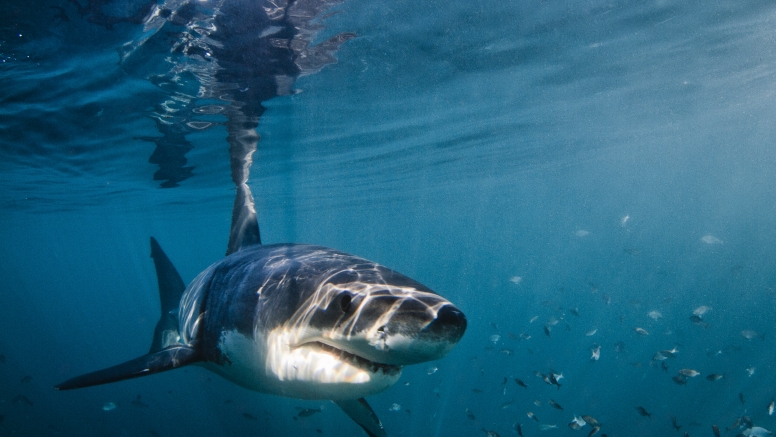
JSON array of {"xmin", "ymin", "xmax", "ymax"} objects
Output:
[
  {"xmin": 53, "ymin": 101, "xmax": 469, "ymax": 436},
  {"xmin": 56, "ymin": 232, "xmax": 466, "ymax": 436}
]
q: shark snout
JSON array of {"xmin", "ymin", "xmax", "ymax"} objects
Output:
[
  {"xmin": 369, "ymin": 300, "xmax": 466, "ymax": 366},
  {"xmin": 419, "ymin": 304, "xmax": 467, "ymax": 344}
]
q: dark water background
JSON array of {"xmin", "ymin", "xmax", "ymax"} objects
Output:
[{"xmin": 2, "ymin": 0, "xmax": 776, "ymax": 436}]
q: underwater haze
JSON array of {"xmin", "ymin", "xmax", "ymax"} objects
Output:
[{"xmin": 2, "ymin": 0, "xmax": 776, "ymax": 436}]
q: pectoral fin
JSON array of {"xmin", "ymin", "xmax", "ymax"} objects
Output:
[{"xmin": 334, "ymin": 398, "xmax": 387, "ymax": 437}]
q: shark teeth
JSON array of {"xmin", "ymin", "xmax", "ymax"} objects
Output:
[{"xmin": 308, "ymin": 342, "xmax": 401, "ymax": 375}]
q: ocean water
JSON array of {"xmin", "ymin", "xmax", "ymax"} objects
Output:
[{"xmin": 2, "ymin": 0, "xmax": 776, "ymax": 436}]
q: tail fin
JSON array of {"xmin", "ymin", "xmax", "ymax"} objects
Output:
[
  {"xmin": 55, "ymin": 346, "xmax": 199, "ymax": 390},
  {"xmin": 149, "ymin": 237, "xmax": 186, "ymax": 353}
]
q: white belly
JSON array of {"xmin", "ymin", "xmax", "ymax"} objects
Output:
[{"xmin": 205, "ymin": 330, "xmax": 401, "ymax": 400}]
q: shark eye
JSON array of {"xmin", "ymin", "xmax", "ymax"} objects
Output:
[{"xmin": 339, "ymin": 294, "xmax": 352, "ymax": 312}]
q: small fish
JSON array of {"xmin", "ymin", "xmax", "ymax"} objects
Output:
[
  {"xmin": 569, "ymin": 308, "xmax": 580, "ymax": 317},
  {"xmin": 490, "ymin": 334, "xmax": 501, "ymax": 343},
  {"xmin": 769, "ymin": 399, "xmax": 775, "ymax": 416},
  {"xmin": 508, "ymin": 333, "xmax": 519, "ymax": 340},
  {"xmin": 700, "ymin": 235, "xmax": 723, "ymax": 244},
  {"xmin": 130, "ymin": 395, "xmax": 148, "ymax": 408},
  {"xmin": 515, "ymin": 378, "xmax": 528, "ymax": 388},
  {"xmin": 739, "ymin": 392, "xmax": 745, "ymax": 405},
  {"xmin": 515, "ymin": 423, "xmax": 523, "ymax": 437},
  {"xmin": 693, "ymin": 305, "xmax": 712, "ymax": 316},
  {"xmin": 499, "ymin": 401, "xmax": 515, "ymax": 409},
  {"xmin": 576, "ymin": 230, "xmax": 590, "ymax": 237},
  {"xmin": 543, "ymin": 325, "xmax": 552, "ymax": 338},
  {"xmin": 747, "ymin": 367, "xmax": 756, "ymax": 377},
  {"xmin": 101, "ymin": 401, "xmax": 116, "ymax": 411},
  {"xmin": 635, "ymin": 406, "xmax": 651, "ymax": 418},
  {"xmin": 520, "ymin": 333, "xmax": 532, "ymax": 340},
  {"xmin": 591, "ymin": 345, "xmax": 601, "ymax": 361},
  {"xmin": 539, "ymin": 424, "xmax": 558, "ymax": 431},
  {"xmin": 569, "ymin": 416, "xmax": 587, "ymax": 429},
  {"xmin": 741, "ymin": 330, "xmax": 764, "ymax": 340},
  {"xmin": 427, "ymin": 366, "xmax": 438, "ymax": 374},
  {"xmin": 586, "ymin": 329, "xmax": 598, "ymax": 336},
  {"xmin": 530, "ymin": 316, "xmax": 539, "ymax": 323},
  {"xmin": 602, "ymin": 294, "xmax": 611, "ymax": 305},
  {"xmin": 660, "ymin": 347, "xmax": 679, "ymax": 357},
  {"xmin": 742, "ymin": 416, "xmax": 754, "ymax": 428},
  {"xmin": 510, "ymin": 276, "xmax": 523, "ymax": 285},
  {"xmin": 678, "ymin": 369, "xmax": 699, "ymax": 377},
  {"xmin": 634, "ymin": 327, "xmax": 649, "ymax": 336},
  {"xmin": 706, "ymin": 373, "xmax": 724, "ymax": 381},
  {"xmin": 652, "ymin": 352, "xmax": 667, "ymax": 361},
  {"xmin": 466, "ymin": 409, "xmax": 476, "ymax": 420},
  {"xmin": 712, "ymin": 424, "xmax": 721, "ymax": 437},
  {"xmin": 297, "ymin": 408, "xmax": 322, "ymax": 418},
  {"xmin": 482, "ymin": 429, "xmax": 501, "ymax": 437},
  {"xmin": 614, "ymin": 341, "xmax": 626, "ymax": 353},
  {"xmin": 588, "ymin": 426, "xmax": 601, "ymax": 437},
  {"xmin": 689, "ymin": 315, "xmax": 708, "ymax": 327},
  {"xmin": 647, "ymin": 310, "xmax": 663, "ymax": 320},
  {"xmin": 726, "ymin": 417, "xmax": 741, "ymax": 431},
  {"xmin": 661, "ymin": 361, "xmax": 669, "ymax": 372},
  {"xmin": 549, "ymin": 399, "xmax": 563, "ymax": 410},
  {"xmin": 501, "ymin": 348, "xmax": 514, "ymax": 355},
  {"xmin": 543, "ymin": 372, "xmax": 562, "ymax": 390},
  {"xmin": 243, "ymin": 413, "xmax": 257, "ymax": 420},
  {"xmin": 582, "ymin": 415, "xmax": 600, "ymax": 427},
  {"xmin": 670, "ymin": 416, "xmax": 682, "ymax": 431},
  {"xmin": 534, "ymin": 400, "xmax": 542, "ymax": 406},
  {"xmin": 527, "ymin": 412, "xmax": 539, "ymax": 422},
  {"xmin": 672, "ymin": 375, "xmax": 687, "ymax": 385},
  {"xmin": 389, "ymin": 403, "xmax": 401, "ymax": 412}
]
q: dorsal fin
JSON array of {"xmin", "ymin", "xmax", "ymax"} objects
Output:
[
  {"xmin": 225, "ymin": 115, "xmax": 262, "ymax": 255},
  {"xmin": 226, "ymin": 183, "xmax": 261, "ymax": 255}
]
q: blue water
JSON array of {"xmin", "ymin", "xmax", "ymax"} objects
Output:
[{"xmin": 3, "ymin": 0, "xmax": 776, "ymax": 436}]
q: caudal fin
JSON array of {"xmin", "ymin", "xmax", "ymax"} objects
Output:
[
  {"xmin": 55, "ymin": 346, "xmax": 200, "ymax": 390},
  {"xmin": 55, "ymin": 239, "xmax": 198, "ymax": 391}
]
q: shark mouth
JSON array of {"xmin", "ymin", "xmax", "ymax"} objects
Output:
[{"xmin": 305, "ymin": 341, "xmax": 401, "ymax": 376}]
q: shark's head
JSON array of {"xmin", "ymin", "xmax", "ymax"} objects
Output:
[{"xmin": 263, "ymin": 260, "xmax": 466, "ymax": 398}]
